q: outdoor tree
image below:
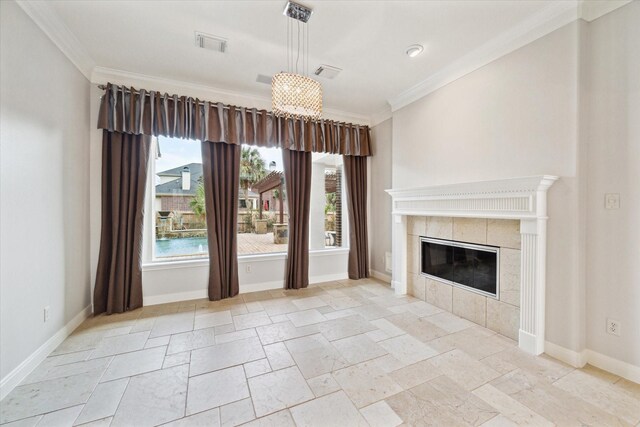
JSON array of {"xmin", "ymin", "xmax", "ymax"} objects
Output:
[
  {"xmin": 240, "ymin": 146, "xmax": 267, "ymax": 208},
  {"xmin": 190, "ymin": 180, "xmax": 206, "ymax": 217}
]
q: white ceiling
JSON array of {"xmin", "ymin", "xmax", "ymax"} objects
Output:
[{"xmin": 45, "ymin": 0, "xmax": 565, "ymax": 118}]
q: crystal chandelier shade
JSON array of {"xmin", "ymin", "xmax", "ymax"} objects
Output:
[{"xmin": 272, "ymin": 1, "xmax": 322, "ymax": 121}]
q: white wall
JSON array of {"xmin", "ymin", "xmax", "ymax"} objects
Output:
[
  {"xmin": 389, "ymin": 3, "xmax": 640, "ymax": 370},
  {"xmin": 392, "ymin": 22, "xmax": 586, "ymax": 353},
  {"xmin": 584, "ymin": 2, "xmax": 640, "ymax": 367},
  {"xmin": 369, "ymin": 119, "xmax": 393, "ymax": 278},
  {"xmin": 0, "ymin": 0, "xmax": 91, "ymax": 382}
]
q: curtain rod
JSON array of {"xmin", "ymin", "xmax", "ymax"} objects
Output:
[{"xmin": 98, "ymin": 84, "xmax": 251, "ymax": 112}]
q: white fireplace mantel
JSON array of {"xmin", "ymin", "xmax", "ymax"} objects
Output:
[{"xmin": 386, "ymin": 175, "xmax": 558, "ymax": 355}]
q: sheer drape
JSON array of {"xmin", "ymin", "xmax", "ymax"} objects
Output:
[
  {"xmin": 283, "ymin": 149, "xmax": 312, "ymax": 289},
  {"xmin": 201, "ymin": 141, "xmax": 241, "ymax": 300},
  {"xmin": 344, "ymin": 155, "xmax": 369, "ymax": 279},
  {"xmin": 94, "ymin": 131, "xmax": 151, "ymax": 314}
]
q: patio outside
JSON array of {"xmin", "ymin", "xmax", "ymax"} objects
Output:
[{"xmin": 154, "ymin": 143, "xmax": 341, "ymax": 259}]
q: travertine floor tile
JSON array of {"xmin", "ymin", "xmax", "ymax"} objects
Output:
[
  {"xmin": 186, "ymin": 366, "xmax": 249, "ymax": 415},
  {"xmin": 316, "ymin": 314, "xmax": 377, "ymax": 341},
  {"xmin": 233, "ymin": 312, "xmax": 271, "ymax": 330},
  {"xmin": 74, "ymin": 378, "xmax": 129, "ymax": 425},
  {"xmin": 240, "ymin": 409, "xmax": 295, "ymax": 427},
  {"xmin": 100, "ymin": 346, "xmax": 166, "ymax": 382},
  {"xmin": 6, "ymin": 280, "xmax": 636, "ymax": 427},
  {"xmin": 1, "ymin": 371, "xmax": 102, "ymax": 424},
  {"xmin": 491, "ymin": 369, "xmax": 629, "ymax": 426},
  {"xmin": 284, "ymin": 333, "xmax": 349, "ymax": 379},
  {"xmin": 190, "ymin": 337, "xmax": 265, "ymax": 376},
  {"xmin": 220, "ymin": 398, "xmax": 255, "ymax": 427},
  {"xmin": 263, "ymin": 342, "xmax": 295, "ymax": 371},
  {"xmin": 306, "ymin": 373, "xmax": 341, "ymax": 397},
  {"xmin": 430, "ymin": 349, "xmax": 502, "ymax": 390},
  {"xmin": 332, "ymin": 333, "xmax": 388, "ymax": 364},
  {"xmin": 89, "ymin": 330, "xmax": 150, "ymax": 358},
  {"xmin": 290, "ymin": 390, "xmax": 368, "ymax": 427},
  {"xmin": 112, "ymin": 365, "xmax": 188, "ymax": 427},
  {"xmin": 553, "ymin": 369, "xmax": 640, "ymax": 425},
  {"xmin": 333, "ymin": 360, "xmax": 403, "ymax": 408},
  {"xmin": 378, "ymin": 334, "xmax": 439, "ymax": 365},
  {"xmin": 386, "ymin": 375, "xmax": 498, "ymax": 426},
  {"xmin": 167, "ymin": 327, "xmax": 216, "ymax": 354},
  {"xmin": 247, "ymin": 366, "xmax": 314, "ymax": 417},
  {"xmin": 360, "ymin": 400, "xmax": 403, "ymax": 427},
  {"xmin": 163, "ymin": 408, "xmax": 220, "ymax": 426},
  {"xmin": 286, "ymin": 309, "xmax": 327, "ymax": 327},
  {"xmin": 472, "ymin": 383, "xmax": 553, "ymax": 426}
]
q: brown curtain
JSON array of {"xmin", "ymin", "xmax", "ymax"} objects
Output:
[
  {"xmin": 97, "ymin": 83, "xmax": 371, "ymax": 157},
  {"xmin": 201, "ymin": 141, "xmax": 240, "ymax": 300},
  {"xmin": 283, "ymin": 149, "xmax": 312, "ymax": 289},
  {"xmin": 344, "ymin": 155, "xmax": 369, "ymax": 279},
  {"xmin": 94, "ymin": 131, "xmax": 151, "ymax": 315}
]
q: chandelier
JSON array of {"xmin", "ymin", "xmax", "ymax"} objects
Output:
[{"xmin": 272, "ymin": 1, "xmax": 322, "ymax": 121}]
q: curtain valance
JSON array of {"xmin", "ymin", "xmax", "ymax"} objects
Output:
[{"xmin": 97, "ymin": 83, "xmax": 371, "ymax": 157}]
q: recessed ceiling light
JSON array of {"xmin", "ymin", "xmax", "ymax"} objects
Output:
[{"xmin": 406, "ymin": 44, "xmax": 424, "ymax": 58}]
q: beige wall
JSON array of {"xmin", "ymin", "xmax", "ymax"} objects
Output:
[
  {"xmin": 369, "ymin": 119, "xmax": 393, "ymax": 277},
  {"xmin": 392, "ymin": 22, "xmax": 586, "ymax": 353},
  {"xmin": 389, "ymin": 2, "xmax": 640, "ymax": 368},
  {"xmin": 0, "ymin": 1, "xmax": 91, "ymax": 379},
  {"xmin": 584, "ymin": 3, "xmax": 640, "ymax": 365}
]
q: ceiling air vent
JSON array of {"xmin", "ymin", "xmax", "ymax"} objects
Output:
[
  {"xmin": 256, "ymin": 74, "xmax": 272, "ymax": 85},
  {"xmin": 195, "ymin": 32, "xmax": 227, "ymax": 53},
  {"xmin": 314, "ymin": 65, "xmax": 342, "ymax": 79}
]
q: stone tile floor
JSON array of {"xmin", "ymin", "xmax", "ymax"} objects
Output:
[{"xmin": 1, "ymin": 278, "xmax": 639, "ymax": 426}]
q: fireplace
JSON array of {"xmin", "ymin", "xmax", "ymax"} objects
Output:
[
  {"xmin": 421, "ymin": 237, "xmax": 499, "ymax": 298},
  {"xmin": 386, "ymin": 175, "xmax": 558, "ymax": 355}
]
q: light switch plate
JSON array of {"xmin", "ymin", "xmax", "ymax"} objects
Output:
[{"xmin": 605, "ymin": 193, "xmax": 620, "ymax": 209}]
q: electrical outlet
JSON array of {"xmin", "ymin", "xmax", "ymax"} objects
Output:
[
  {"xmin": 245, "ymin": 265, "xmax": 251, "ymax": 273},
  {"xmin": 606, "ymin": 318, "xmax": 621, "ymax": 336},
  {"xmin": 44, "ymin": 306, "xmax": 50, "ymax": 323},
  {"xmin": 605, "ymin": 193, "xmax": 620, "ymax": 209}
]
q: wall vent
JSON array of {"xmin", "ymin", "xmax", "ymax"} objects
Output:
[
  {"xmin": 195, "ymin": 32, "xmax": 227, "ymax": 53},
  {"xmin": 256, "ymin": 74, "xmax": 272, "ymax": 85},
  {"xmin": 314, "ymin": 65, "xmax": 342, "ymax": 79}
]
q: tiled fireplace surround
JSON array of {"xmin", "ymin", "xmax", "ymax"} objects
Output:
[
  {"xmin": 387, "ymin": 176, "xmax": 558, "ymax": 356},
  {"xmin": 406, "ymin": 217, "xmax": 522, "ymax": 341}
]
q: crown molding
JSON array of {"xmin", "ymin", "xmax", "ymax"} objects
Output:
[
  {"xmin": 578, "ymin": 0, "xmax": 632, "ymax": 22},
  {"xmin": 388, "ymin": 0, "xmax": 580, "ymax": 112},
  {"xmin": 370, "ymin": 108, "xmax": 392, "ymax": 127},
  {"xmin": 16, "ymin": 0, "xmax": 95, "ymax": 80},
  {"xmin": 91, "ymin": 66, "xmax": 371, "ymax": 126}
]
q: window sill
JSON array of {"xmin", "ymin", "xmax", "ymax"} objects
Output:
[{"xmin": 142, "ymin": 247, "xmax": 349, "ymax": 272}]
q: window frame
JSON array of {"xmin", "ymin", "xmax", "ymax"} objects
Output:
[{"xmin": 142, "ymin": 138, "xmax": 349, "ymax": 268}]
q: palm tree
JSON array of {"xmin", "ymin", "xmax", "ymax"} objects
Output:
[
  {"xmin": 190, "ymin": 180, "xmax": 206, "ymax": 217},
  {"xmin": 239, "ymin": 146, "xmax": 267, "ymax": 209}
]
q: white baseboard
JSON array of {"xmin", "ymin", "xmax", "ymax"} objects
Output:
[
  {"xmin": 310, "ymin": 272, "xmax": 349, "ymax": 284},
  {"xmin": 544, "ymin": 340, "xmax": 587, "ymax": 368},
  {"xmin": 144, "ymin": 290, "xmax": 208, "ymax": 306},
  {"xmin": 145, "ymin": 272, "xmax": 350, "ymax": 306},
  {"xmin": 544, "ymin": 341, "xmax": 640, "ymax": 384},
  {"xmin": 370, "ymin": 270, "xmax": 392, "ymax": 284},
  {"xmin": 586, "ymin": 349, "xmax": 640, "ymax": 384},
  {"xmin": 0, "ymin": 304, "xmax": 93, "ymax": 401}
]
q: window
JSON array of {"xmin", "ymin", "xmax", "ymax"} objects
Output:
[
  {"xmin": 237, "ymin": 145, "xmax": 288, "ymax": 256},
  {"xmin": 310, "ymin": 153, "xmax": 344, "ymax": 250},
  {"xmin": 147, "ymin": 139, "xmax": 347, "ymax": 261},
  {"xmin": 152, "ymin": 137, "xmax": 207, "ymax": 259}
]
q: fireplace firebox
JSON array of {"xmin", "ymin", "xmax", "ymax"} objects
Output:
[{"xmin": 421, "ymin": 237, "xmax": 499, "ymax": 298}]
